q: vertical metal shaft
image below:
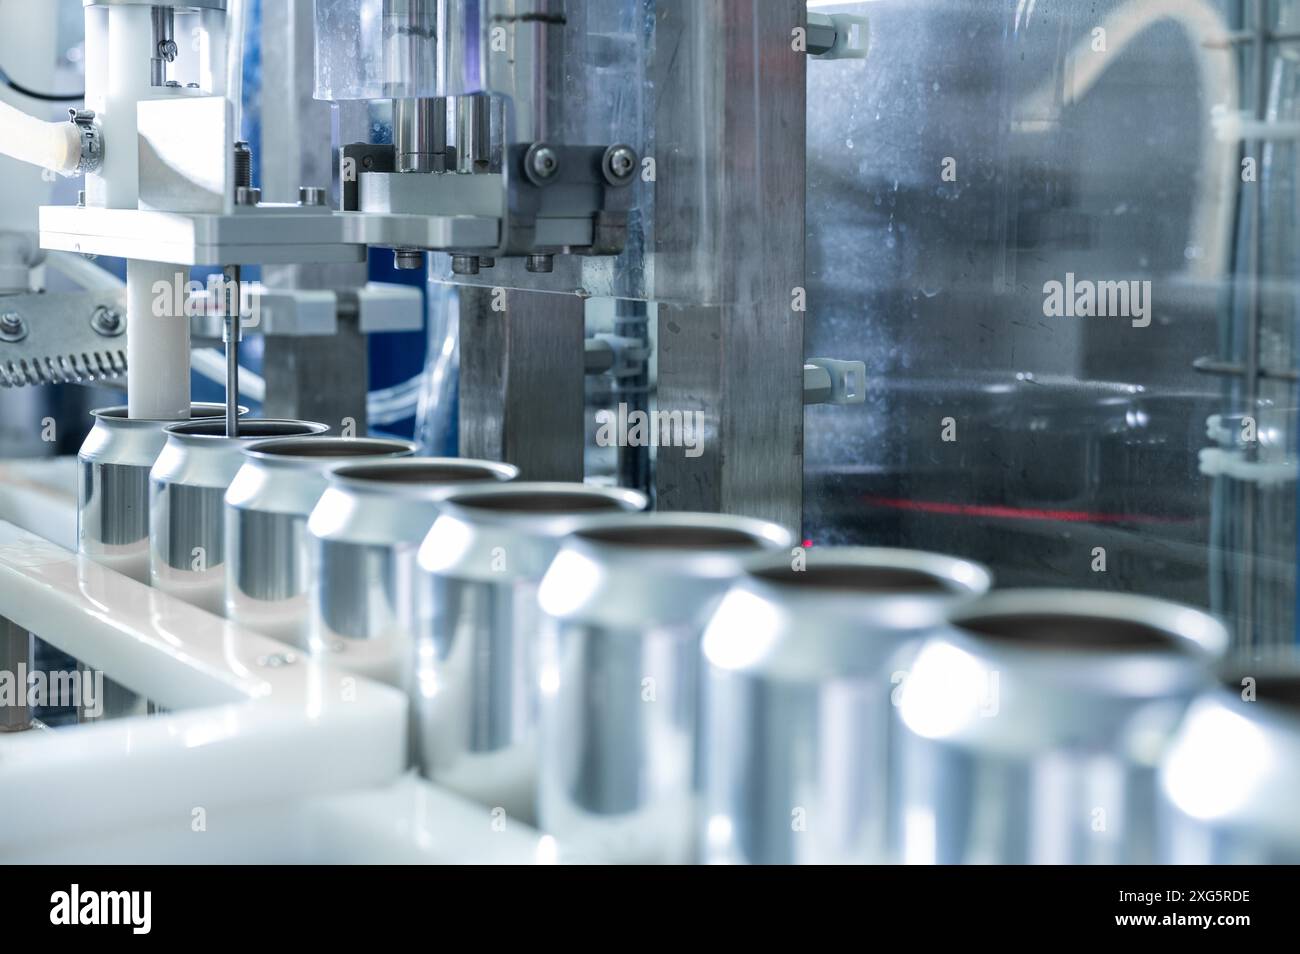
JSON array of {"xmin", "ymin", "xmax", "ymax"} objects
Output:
[
  {"xmin": 1237, "ymin": 0, "xmax": 1270, "ymax": 648},
  {"xmin": 151, "ymin": 6, "xmax": 177, "ymax": 87},
  {"xmin": 224, "ymin": 264, "xmax": 241, "ymax": 437},
  {"xmin": 614, "ymin": 300, "xmax": 652, "ymax": 497},
  {"xmin": 0, "ymin": 618, "xmax": 32, "ymax": 732}
]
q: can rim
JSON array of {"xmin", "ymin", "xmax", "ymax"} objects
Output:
[
  {"xmin": 240, "ymin": 436, "xmax": 418, "ymax": 467},
  {"xmin": 434, "ymin": 481, "xmax": 649, "ymax": 530},
  {"xmin": 947, "ymin": 588, "xmax": 1228, "ymax": 660},
  {"xmin": 739, "ymin": 546, "xmax": 993, "ymax": 601},
  {"xmin": 326, "ymin": 457, "xmax": 519, "ymax": 498},
  {"xmin": 91, "ymin": 403, "xmax": 249, "ymax": 427},
  {"xmin": 163, "ymin": 418, "xmax": 330, "ymax": 445},
  {"xmin": 565, "ymin": 511, "xmax": 792, "ymax": 562}
]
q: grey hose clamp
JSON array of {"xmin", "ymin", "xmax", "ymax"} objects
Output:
[{"xmin": 69, "ymin": 108, "xmax": 104, "ymax": 176}]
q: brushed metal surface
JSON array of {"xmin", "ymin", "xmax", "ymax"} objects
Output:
[
  {"xmin": 459, "ymin": 287, "xmax": 586, "ymax": 481},
  {"xmin": 652, "ymin": 0, "xmax": 806, "ymax": 534}
]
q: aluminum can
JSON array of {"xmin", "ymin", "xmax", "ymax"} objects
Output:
[
  {"xmin": 701, "ymin": 547, "xmax": 993, "ymax": 864},
  {"xmin": 414, "ymin": 482, "xmax": 648, "ymax": 822},
  {"xmin": 150, "ymin": 419, "xmax": 329, "ymax": 614},
  {"xmin": 224, "ymin": 436, "xmax": 416, "ymax": 647},
  {"xmin": 1159, "ymin": 657, "xmax": 1300, "ymax": 863},
  {"xmin": 536, "ymin": 512, "xmax": 793, "ymax": 863},
  {"xmin": 78, "ymin": 403, "xmax": 243, "ymax": 584},
  {"xmin": 892, "ymin": 589, "xmax": 1227, "ymax": 864},
  {"xmin": 306, "ymin": 457, "xmax": 519, "ymax": 688}
]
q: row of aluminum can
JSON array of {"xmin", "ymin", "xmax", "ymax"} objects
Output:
[{"xmin": 76, "ymin": 406, "xmax": 1300, "ymax": 863}]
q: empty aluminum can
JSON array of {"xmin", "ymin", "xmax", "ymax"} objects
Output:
[
  {"xmin": 150, "ymin": 419, "xmax": 329, "ymax": 614},
  {"xmin": 537, "ymin": 512, "xmax": 793, "ymax": 863},
  {"xmin": 78, "ymin": 403, "xmax": 244, "ymax": 584},
  {"xmin": 892, "ymin": 589, "xmax": 1227, "ymax": 864},
  {"xmin": 414, "ymin": 482, "xmax": 648, "ymax": 822},
  {"xmin": 1159, "ymin": 658, "xmax": 1300, "ymax": 863},
  {"xmin": 701, "ymin": 547, "xmax": 992, "ymax": 865},
  {"xmin": 306, "ymin": 457, "xmax": 519, "ymax": 687},
  {"xmin": 224, "ymin": 437, "xmax": 417, "ymax": 647}
]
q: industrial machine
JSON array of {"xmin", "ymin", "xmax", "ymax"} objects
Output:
[{"xmin": 0, "ymin": 0, "xmax": 1296, "ymax": 867}]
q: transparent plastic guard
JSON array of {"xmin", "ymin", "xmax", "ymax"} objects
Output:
[{"xmin": 314, "ymin": 0, "xmax": 484, "ymax": 101}]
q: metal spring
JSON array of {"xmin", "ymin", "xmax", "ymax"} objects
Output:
[{"xmin": 0, "ymin": 350, "xmax": 127, "ymax": 388}]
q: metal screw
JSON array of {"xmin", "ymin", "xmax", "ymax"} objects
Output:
[
  {"xmin": 186, "ymin": 82, "xmax": 201, "ymax": 89},
  {"xmin": 602, "ymin": 144, "xmax": 637, "ymax": 185},
  {"xmin": 394, "ymin": 248, "xmax": 425, "ymax": 271},
  {"xmin": 524, "ymin": 143, "xmax": 560, "ymax": 185},
  {"xmin": 451, "ymin": 254, "xmax": 481, "ymax": 275},
  {"xmin": 298, "ymin": 186, "xmax": 327, "ymax": 207},
  {"xmin": 165, "ymin": 80, "xmax": 182, "ymax": 89},
  {"xmin": 0, "ymin": 312, "xmax": 26, "ymax": 342},
  {"xmin": 235, "ymin": 186, "xmax": 262, "ymax": 206},
  {"xmin": 525, "ymin": 253, "xmax": 554, "ymax": 273},
  {"xmin": 91, "ymin": 306, "xmax": 124, "ymax": 337},
  {"xmin": 233, "ymin": 141, "xmax": 252, "ymax": 191}
]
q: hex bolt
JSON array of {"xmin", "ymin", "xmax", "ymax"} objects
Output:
[
  {"xmin": 0, "ymin": 311, "xmax": 26, "ymax": 343},
  {"xmin": 91, "ymin": 305, "xmax": 124, "ymax": 337},
  {"xmin": 235, "ymin": 186, "xmax": 262, "ymax": 206},
  {"xmin": 298, "ymin": 186, "xmax": 327, "ymax": 207},
  {"xmin": 451, "ymin": 254, "xmax": 481, "ymax": 276},
  {"xmin": 602, "ymin": 144, "xmax": 637, "ymax": 185},
  {"xmin": 525, "ymin": 254, "xmax": 554, "ymax": 274}
]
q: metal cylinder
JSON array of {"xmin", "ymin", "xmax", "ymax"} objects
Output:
[
  {"xmin": 395, "ymin": 96, "xmax": 447, "ymax": 173},
  {"xmin": 224, "ymin": 437, "xmax": 417, "ymax": 647},
  {"xmin": 537, "ymin": 513, "xmax": 794, "ymax": 863},
  {"xmin": 0, "ymin": 618, "xmax": 33, "ymax": 732},
  {"xmin": 413, "ymin": 482, "xmax": 649, "ymax": 822},
  {"xmin": 306, "ymin": 457, "xmax": 519, "ymax": 689},
  {"xmin": 78, "ymin": 403, "xmax": 246, "ymax": 585},
  {"xmin": 1159, "ymin": 660, "xmax": 1300, "ymax": 863},
  {"xmin": 700, "ymin": 548, "xmax": 993, "ymax": 865},
  {"xmin": 456, "ymin": 93, "xmax": 491, "ymax": 174},
  {"xmin": 892, "ymin": 589, "xmax": 1228, "ymax": 865},
  {"xmin": 150, "ymin": 419, "xmax": 329, "ymax": 614}
]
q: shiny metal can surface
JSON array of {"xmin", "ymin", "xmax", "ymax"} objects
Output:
[
  {"xmin": 537, "ymin": 512, "xmax": 793, "ymax": 863},
  {"xmin": 78, "ymin": 404, "xmax": 243, "ymax": 584},
  {"xmin": 224, "ymin": 437, "xmax": 417, "ymax": 647},
  {"xmin": 306, "ymin": 457, "xmax": 519, "ymax": 688},
  {"xmin": 701, "ymin": 547, "xmax": 993, "ymax": 865},
  {"xmin": 151, "ymin": 419, "xmax": 329, "ymax": 614},
  {"xmin": 1159, "ymin": 658, "xmax": 1300, "ymax": 863},
  {"xmin": 892, "ymin": 589, "xmax": 1228, "ymax": 864},
  {"xmin": 414, "ymin": 482, "xmax": 649, "ymax": 822}
]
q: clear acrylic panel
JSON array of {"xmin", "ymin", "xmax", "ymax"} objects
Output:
[{"xmin": 803, "ymin": 0, "xmax": 1298, "ymax": 651}]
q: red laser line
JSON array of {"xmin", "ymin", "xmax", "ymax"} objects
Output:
[{"xmin": 860, "ymin": 495, "xmax": 1190, "ymax": 526}]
